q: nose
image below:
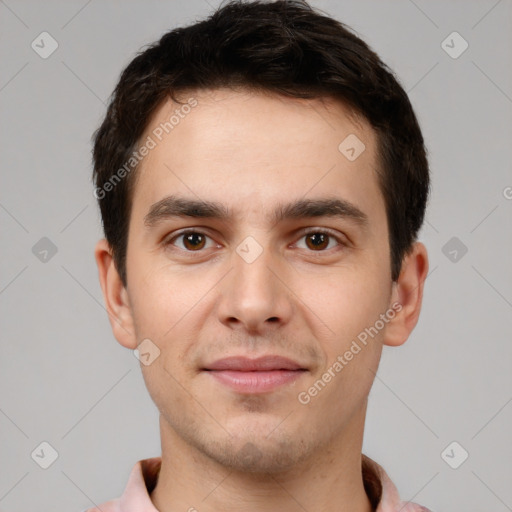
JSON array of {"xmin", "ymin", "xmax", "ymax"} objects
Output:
[{"xmin": 216, "ymin": 241, "xmax": 294, "ymax": 335}]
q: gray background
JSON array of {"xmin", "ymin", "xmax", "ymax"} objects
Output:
[{"xmin": 1, "ymin": 1, "xmax": 511, "ymax": 511}]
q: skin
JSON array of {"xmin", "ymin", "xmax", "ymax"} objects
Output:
[{"xmin": 95, "ymin": 88, "xmax": 428, "ymax": 512}]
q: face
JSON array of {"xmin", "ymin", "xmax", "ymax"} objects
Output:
[{"xmin": 111, "ymin": 88, "xmax": 405, "ymax": 473}]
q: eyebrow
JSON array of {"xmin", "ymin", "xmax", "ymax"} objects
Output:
[{"xmin": 144, "ymin": 194, "xmax": 369, "ymax": 229}]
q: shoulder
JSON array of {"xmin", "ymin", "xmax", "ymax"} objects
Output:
[
  {"xmin": 397, "ymin": 504, "xmax": 433, "ymax": 512},
  {"xmin": 362, "ymin": 454, "xmax": 432, "ymax": 512},
  {"xmin": 78, "ymin": 498, "xmax": 120, "ymax": 512}
]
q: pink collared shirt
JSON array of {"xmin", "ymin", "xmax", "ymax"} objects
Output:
[{"xmin": 83, "ymin": 455, "xmax": 431, "ymax": 512}]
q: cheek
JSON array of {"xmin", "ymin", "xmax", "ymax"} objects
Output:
[
  {"xmin": 298, "ymin": 275, "xmax": 387, "ymax": 416},
  {"xmin": 127, "ymin": 256, "xmax": 200, "ymax": 337},
  {"xmin": 298, "ymin": 263, "xmax": 391, "ymax": 346},
  {"xmin": 139, "ymin": 357, "xmax": 193, "ymax": 428},
  {"xmin": 128, "ymin": 264, "xmax": 213, "ymax": 380}
]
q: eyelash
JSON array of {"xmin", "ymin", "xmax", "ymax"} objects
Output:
[{"xmin": 164, "ymin": 228, "xmax": 347, "ymax": 254}]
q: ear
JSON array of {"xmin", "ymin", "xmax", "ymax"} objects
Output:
[
  {"xmin": 94, "ymin": 238, "xmax": 137, "ymax": 349},
  {"xmin": 383, "ymin": 241, "xmax": 429, "ymax": 347}
]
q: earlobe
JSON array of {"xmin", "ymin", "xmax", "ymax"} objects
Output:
[
  {"xmin": 94, "ymin": 238, "xmax": 137, "ymax": 349},
  {"xmin": 383, "ymin": 242, "xmax": 429, "ymax": 347}
]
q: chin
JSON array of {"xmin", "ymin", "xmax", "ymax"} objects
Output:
[
  {"xmin": 203, "ymin": 436, "xmax": 309, "ymax": 474},
  {"xmin": 188, "ymin": 415, "xmax": 316, "ymax": 475}
]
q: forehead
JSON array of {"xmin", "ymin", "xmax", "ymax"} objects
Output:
[{"xmin": 131, "ymin": 88, "xmax": 384, "ymax": 228}]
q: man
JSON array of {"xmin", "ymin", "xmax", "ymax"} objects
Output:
[{"xmin": 90, "ymin": 1, "xmax": 431, "ymax": 510}]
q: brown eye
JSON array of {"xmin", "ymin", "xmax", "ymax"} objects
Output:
[
  {"xmin": 182, "ymin": 232, "xmax": 206, "ymax": 250},
  {"xmin": 295, "ymin": 229, "xmax": 344, "ymax": 252},
  {"xmin": 167, "ymin": 231, "xmax": 214, "ymax": 251},
  {"xmin": 305, "ymin": 232, "xmax": 330, "ymax": 250}
]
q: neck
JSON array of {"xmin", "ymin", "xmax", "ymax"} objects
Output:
[{"xmin": 150, "ymin": 407, "xmax": 374, "ymax": 512}]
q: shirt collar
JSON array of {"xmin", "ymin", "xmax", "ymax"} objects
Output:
[{"xmin": 117, "ymin": 454, "xmax": 410, "ymax": 512}]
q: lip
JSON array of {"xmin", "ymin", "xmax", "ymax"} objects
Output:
[
  {"xmin": 203, "ymin": 356, "xmax": 307, "ymax": 393},
  {"xmin": 204, "ymin": 355, "xmax": 305, "ymax": 371}
]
